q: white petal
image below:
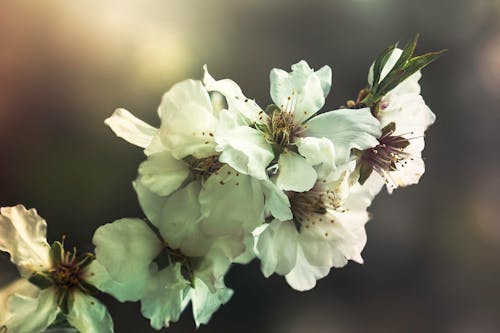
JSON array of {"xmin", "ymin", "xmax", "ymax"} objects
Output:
[
  {"xmin": 270, "ymin": 61, "xmax": 330, "ymax": 123},
  {"xmin": 277, "ymin": 151, "xmax": 317, "ymax": 192},
  {"xmin": 285, "ymin": 246, "xmax": 330, "ymax": 291},
  {"xmin": 3, "ymin": 288, "xmax": 59, "ymax": 333},
  {"xmin": 379, "ymin": 93, "xmax": 435, "ymax": 134},
  {"xmin": 304, "ymin": 107, "xmax": 381, "ymax": 165},
  {"xmin": 104, "ymin": 108, "xmax": 157, "ymax": 149},
  {"xmin": 159, "ymin": 181, "xmax": 212, "ymax": 257},
  {"xmin": 296, "ymin": 136, "xmax": 336, "ymax": 179},
  {"xmin": 256, "ymin": 220, "xmax": 298, "ymax": 277},
  {"xmin": 158, "ymin": 79, "xmax": 217, "ymax": 159},
  {"xmin": 200, "ymin": 165, "xmax": 265, "ymax": 237},
  {"xmin": 67, "ymin": 292, "xmax": 113, "ymax": 333},
  {"xmin": 203, "ymin": 65, "xmax": 263, "ymax": 123},
  {"xmin": 191, "ymin": 279, "xmax": 233, "ymax": 328},
  {"xmin": 93, "ymin": 218, "xmax": 162, "ymax": 284},
  {"xmin": 140, "ymin": 264, "xmax": 190, "ymax": 329},
  {"xmin": 138, "ymin": 151, "xmax": 190, "ymax": 196},
  {"xmin": 216, "ymin": 109, "xmax": 274, "ymax": 180},
  {"xmin": 0, "ymin": 205, "xmax": 51, "ymax": 277}
]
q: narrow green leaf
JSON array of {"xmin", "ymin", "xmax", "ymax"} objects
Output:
[
  {"xmin": 393, "ymin": 33, "xmax": 419, "ymax": 70},
  {"xmin": 28, "ymin": 272, "xmax": 54, "ymax": 289},
  {"xmin": 358, "ymin": 161, "xmax": 374, "ymax": 185},
  {"xmin": 371, "ymin": 42, "xmax": 398, "ymax": 91}
]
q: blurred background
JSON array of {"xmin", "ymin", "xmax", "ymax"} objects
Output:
[{"xmin": 1, "ymin": 0, "xmax": 499, "ymax": 332}]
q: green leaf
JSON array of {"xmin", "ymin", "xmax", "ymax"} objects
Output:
[
  {"xmin": 358, "ymin": 161, "xmax": 373, "ymax": 185},
  {"xmin": 392, "ymin": 33, "xmax": 419, "ymax": 70},
  {"xmin": 371, "ymin": 42, "xmax": 398, "ymax": 91},
  {"xmin": 28, "ymin": 271, "xmax": 54, "ymax": 289}
]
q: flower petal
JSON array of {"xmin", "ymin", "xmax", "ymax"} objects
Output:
[
  {"xmin": 270, "ymin": 61, "xmax": 331, "ymax": 123},
  {"xmin": 93, "ymin": 218, "xmax": 162, "ymax": 284},
  {"xmin": 138, "ymin": 151, "xmax": 190, "ymax": 196},
  {"xmin": 158, "ymin": 79, "xmax": 217, "ymax": 159},
  {"xmin": 66, "ymin": 292, "xmax": 114, "ymax": 333},
  {"xmin": 133, "ymin": 180, "xmax": 164, "ymax": 226},
  {"xmin": 256, "ymin": 220, "xmax": 298, "ymax": 277},
  {"xmin": 216, "ymin": 109, "xmax": 274, "ymax": 180},
  {"xmin": 0, "ymin": 205, "xmax": 51, "ymax": 276},
  {"xmin": 191, "ymin": 279, "xmax": 233, "ymax": 328},
  {"xmin": 200, "ymin": 165, "xmax": 265, "ymax": 237},
  {"xmin": 203, "ymin": 65, "xmax": 263, "ymax": 123},
  {"xmin": 85, "ymin": 260, "xmax": 145, "ymax": 302},
  {"xmin": 104, "ymin": 108, "xmax": 157, "ymax": 149},
  {"xmin": 304, "ymin": 107, "xmax": 381, "ymax": 165},
  {"xmin": 277, "ymin": 151, "xmax": 317, "ymax": 192},
  {"xmin": 3, "ymin": 288, "xmax": 59, "ymax": 333},
  {"xmin": 159, "ymin": 181, "xmax": 212, "ymax": 257},
  {"xmin": 140, "ymin": 264, "xmax": 190, "ymax": 329},
  {"xmin": 261, "ymin": 179, "xmax": 293, "ymax": 222},
  {"xmin": 285, "ymin": 246, "xmax": 330, "ymax": 291},
  {"xmin": 296, "ymin": 136, "xmax": 336, "ymax": 179}
]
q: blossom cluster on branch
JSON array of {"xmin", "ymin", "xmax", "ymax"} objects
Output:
[{"xmin": 0, "ymin": 37, "xmax": 442, "ymax": 333}]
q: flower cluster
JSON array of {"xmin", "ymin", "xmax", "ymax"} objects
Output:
[{"xmin": 0, "ymin": 38, "xmax": 442, "ymax": 332}]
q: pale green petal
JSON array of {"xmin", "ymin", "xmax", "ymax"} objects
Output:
[
  {"xmin": 261, "ymin": 179, "xmax": 293, "ymax": 222},
  {"xmin": 0, "ymin": 279, "xmax": 39, "ymax": 324},
  {"xmin": 3, "ymin": 288, "xmax": 59, "ymax": 333},
  {"xmin": 191, "ymin": 279, "xmax": 233, "ymax": 328},
  {"xmin": 203, "ymin": 65, "xmax": 263, "ymax": 123},
  {"xmin": 159, "ymin": 181, "xmax": 212, "ymax": 257},
  {"xmin": 93, "ymin": 218, "xmax": 162, "ymax": 284},
  {"xmin": 104, "ymin": 108, "xmax": 157, "ymax": 149},
  {"xmin": 140, "ymin": 264, "xmax": 190, "ymax": 330},
  {"xmin": 285, "ymin": 246, "xmax": 330, "ymax": 291},
  {"xmin": 194, "ymin": 245, "xmax": 232, "ymax": 293},
  {"xmin": 85, "ymin": 261, "xmax": 145, "ymax": 302},
  {"xmin": 216, "ymin": 109, "xmax": 274, "ymax": 180},
  {"xmin": 256, "ymin": 220, "xmax": 298, "ymax": 277},
  {"xmin": 66, "ymin": 292, "xmax": 113, "ymax": 333},
  {"xmin": 200, "ymin": 165, "xmax": 265, "ymax": 237},
  {"xmin": 304, "ymin": 107, "xmax": 381, "ymax": 165},
  {"xmin": 277, "ymin": 151, "xmax": 317, "ymax": 192},
  {"xmin": 270, "ymin": 61, "xmax": 330, "ymax": 123},
  {"xmin": 0, "ymin": 205, "xmax": 51, "ymax": 277},
  {"xmin": 138, "ymin": 151, "xmax": 190, "ymax": 196},
  {"xmin": 133, "ymin": 180, "xmax": 164, "ymax": 226},
  {"xmin": 158, "ymin": 79, "xmax": 217, "ymax": 159}
]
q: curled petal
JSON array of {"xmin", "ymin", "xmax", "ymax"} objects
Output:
[
  {"xmin": 0, "ymin": 205, "xmax": 51, "ymax": 276},
  {"xmin": 104, "ymin": 108, "xmax": 157, "ymax": 149}
]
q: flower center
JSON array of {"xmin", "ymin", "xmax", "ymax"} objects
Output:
[
  {"xmin": 288, "ymin": 183, "xmax": 344, "ymax": 229},
  {"xmin": 360, "ymin": 122, "xmax": 410, "ymax": 174},
  {"xmin": 186, "ymin": 155, "xmax": 224, "ymax": 180},
  {"xmin": 52, "ymin": 263, "xmax": 82, "ymax": 290}
]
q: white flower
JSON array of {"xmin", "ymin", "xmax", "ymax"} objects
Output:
[
  {"xmin": 105, "ymin": 77, "xmax": 269, "ymax": 259},
  {"xmin": 0, "ymin": 205, "xmax": 113, "ymax": 333},
  {"xmin": 204, "ymin": 61, "xmax": 381, "ymax": 193},
  {"xmin": 359, "ymin": 48, "xmax": 436, "ymax": 193},
  {"xmin": 92, "ymin": 217, "xmax": 233, "ymax": 329},
  {"xmin": 255, "ymin": 166, "xmax": 381, "ymax": 291}
]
